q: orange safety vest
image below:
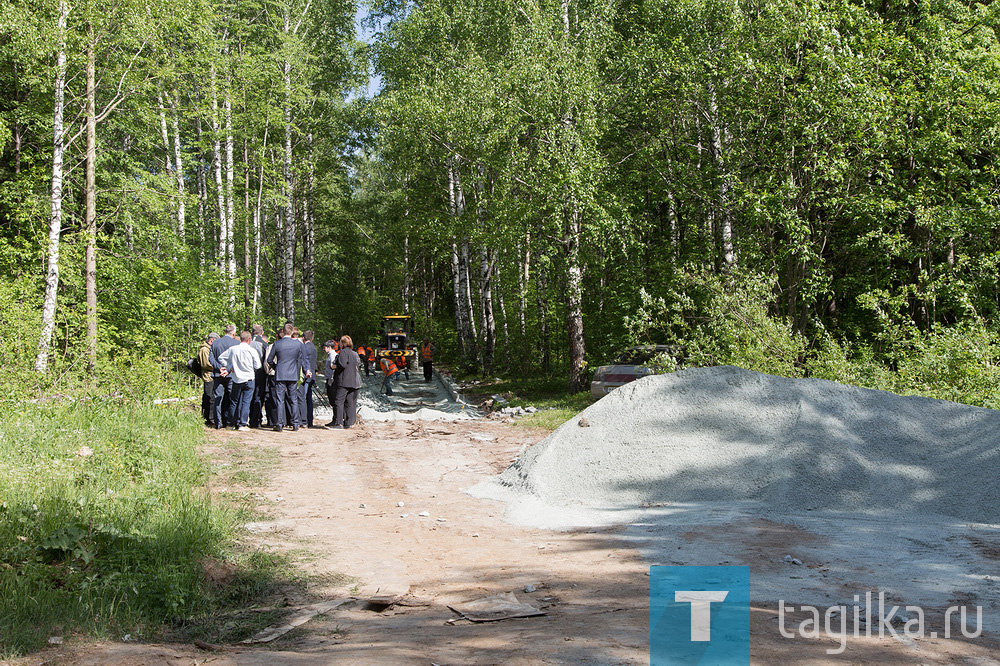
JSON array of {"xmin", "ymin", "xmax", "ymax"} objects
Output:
[
  {"xmin": 357, "ymin": 346, "xmax": 366, "ymax": 359},
  {"xmin": 421, "ymin": 343, "xmax": 433, "ymax": 362},
  {"xmin": 381, "ymin": 357, "xmax": 399, "ymax": 376}
]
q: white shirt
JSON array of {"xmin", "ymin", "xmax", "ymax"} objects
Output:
[{"xmin": 219, "ymin": 342, "xmax": 262, "ymax": 383}]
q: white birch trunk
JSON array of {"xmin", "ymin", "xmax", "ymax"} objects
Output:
[
  {"xmin": 210, "ymin": 68, "xmax": 227, "ymax": 274},
  {"xmin": 157, "ymin": 92, "xmax": 172, "ymax": 175},
  {"xmin": 169, "ymin": 92, "xmax": 185, "ymax": 238},
  {"xmin": 252, "ymin": 137, "xmax": 266, "ymax": 314},
  {"xmin": 35, "ymin": 0, "xmax": 69, "ymax": 374},
  {"xmin": 84, "ymin": 29, "xmax": 98, "ymax": 372},
  {"xmin": 708, "ymin": 82, "xmax": 735, "ymax": 269},
  {"xmin": 224, "ymin": 93, "xmax": 236, "ymax": 284},
  {"xmin": 196, "ymin": 115, "xmax": 207, "ymax": 265},
  {"xmin": 282, "ymin": 10, "xmax": 295, "ymax": 322}
]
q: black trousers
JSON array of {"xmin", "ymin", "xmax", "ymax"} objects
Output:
[
  {"xmin": 326, "ymin": 382, "xmax": 336, "ymax": 421},
  {"xmin": 273, "ymin": 380, "xmax": 299, "ymax": 428},
  {"xmin": 264, "ymin": 375, "xmax": 277, "ymax": 425},
  {"xmin": 334, "ymin": 385, "xmax": 359, "ymax": 427},
  {"xmin": 300, "ymin": 379, "xmax": 315, "ymax": 426},
  {"xmin": 250, "ymin": 370, "xmax": 266, "ymax": 427},
  {"xmin": 422, "ymin": 361, "xmax": 433, "ymax": 382}
]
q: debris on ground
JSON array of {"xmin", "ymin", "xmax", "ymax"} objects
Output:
[
  {"xmin": 240, "ymin": 599, "xmax": 353, "ymax": 644},
  {"xmin": 448, "ymin": 592, "xmax": 546, "ymax": 622}
]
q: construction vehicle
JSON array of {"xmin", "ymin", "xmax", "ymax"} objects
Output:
[{"xmin": 375, "ymin": 314, "xmax": 417, "ymax": 367}]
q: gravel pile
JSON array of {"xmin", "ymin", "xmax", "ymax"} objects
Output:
[{"xmin": 472, "ymin": 366, "xmax": 1000, "ymax": 524}]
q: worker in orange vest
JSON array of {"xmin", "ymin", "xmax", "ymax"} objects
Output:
[
  {"xmin": 356, "ymin": 344, "xmax": 371, "ymax": 377},
  {"xmin": 379, "ymin": 356, "xmax": 400, "ymax": 396},
  {"xmin": 420, "ymin": 339, "xmax": 435, "ymax": 383}
]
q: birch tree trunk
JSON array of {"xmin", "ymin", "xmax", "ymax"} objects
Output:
[
  {"xmin": 518, "ymin": 231, "xmax": 529, "ymax": 339},
  {"xmin": 243, "ymin": 140, "xmax": 251, "ymax": 310},
  {"xmin": 224, "ymin": 93, "xmax": 237, "ymax": 285},
  {"xmin": 304, "ymin": 136, "xmax": 315, "ymax": 312},
  {"xmin": 496, "ymin": 262, "xmax": 509, "ymax": 362},
  {"xmin": 170, "ymin": 92, "xmax": 185, "ymax": 238},
  {"xmin": 196, "ymin": 115, "xmax": 207, "ymax": 265},
  {"xmin": 565, "ymin": 204, "xmax": 586, "ymax": 392},
  {"xmin": 35, "ymin": 0, "xmax": 69, "ymax": 374},
  {"xmin": 282, "ymin": 13, "xmax": 295, "ymax": 323},
  {"xmin": 450, "ymin": 240, "xmax": 467, "ymax": 358},
  {"xmin": 210, "ymin": 68, "xmax": 228, "ymax": 274},
  {"xmin": 402, "ymin": 234, "xmax": 410, "ymax": 311},
  {"xmin": 252, "ymin": 136, "xmax": 267, "ymax": 314},
  {"xmin": 461, "ymin": 240, "xmax": 477, "ymax": 343},
  {"xmin": 447, "ymin": 157, "xmax": 474, "ymax": 359},
  {"xmin": 157, "ymin": 92, "xmax": 172, "ymax": 175},
  {"xmin": 84, "ymin": 28, "xmax": 98, "ymax": 372},
  {"xmin": 707, "ymin": 81, "xmax": 735, "ymax": 270},
  {"xmin": 480, "ymin": 247, "xmax": 496, "ymax": 373}
]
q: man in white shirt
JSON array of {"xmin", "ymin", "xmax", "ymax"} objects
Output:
[{"xmin": 219, "ymin": 331, "xmax": 263, "ymax": 431}]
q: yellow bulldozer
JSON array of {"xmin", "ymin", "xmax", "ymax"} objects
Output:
[{"xmin": 375, "ymin": 314, "xmax": 417, "ymax": 368}]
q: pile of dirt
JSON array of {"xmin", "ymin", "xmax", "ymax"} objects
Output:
[{"xmin": 472, "ymin": 366, "xmax": 1000, "ymax": 524}]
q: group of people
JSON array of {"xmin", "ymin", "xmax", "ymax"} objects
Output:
[{"xmin": 197, "ymin": 323, "xmax": 437, "ymax": 432}]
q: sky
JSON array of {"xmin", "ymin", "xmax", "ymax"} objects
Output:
[{"xmin": 355, "ymin": 4, "xmax": 384, "ymax": 98}]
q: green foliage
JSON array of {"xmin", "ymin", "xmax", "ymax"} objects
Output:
[
  {"xmin": 625, "ymin": 271, "xmax": 808, "ymax": 377},
  {"xmin": 0, "ymin": 398, "xmax": 281, "ymax": 657}
]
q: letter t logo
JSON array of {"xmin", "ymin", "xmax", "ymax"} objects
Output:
[{"xmin": 675, "ymin": 591, "xmax": 729, "ymax": 641}]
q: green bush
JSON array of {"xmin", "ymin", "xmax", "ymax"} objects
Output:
[
  {"xmin": 625, "ymin": 270, "xmax": 808, "ymax": 377},
  {"xmin": 0, "ymin": 397, "xmax": 242, "ymax": 656}
]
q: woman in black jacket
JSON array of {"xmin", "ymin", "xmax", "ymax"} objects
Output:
[{"xmin": 330, "ymin": 335, "xmax": 362, "ymax": 429}]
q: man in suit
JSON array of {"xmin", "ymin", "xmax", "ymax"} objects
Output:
[
  {"xmin": 266, "ymin": 322, "xmax": 311, "ymax": 432},
  {"xmin": 209, "ymin": 324, "xmax": 239, "ymax": 428},
  {"xmin": 299, "ymin": 330, "xmax": 319, "ymax": 428}
]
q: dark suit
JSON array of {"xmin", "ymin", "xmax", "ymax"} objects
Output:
[
  {"xmin": 266, "ymin": 337, "xmax": 308, "ymax": 429},
  {"xmin": 333, "ymin": 348, "xmax": 362, "ymax": 428},
  {"xmin": 324, "ymin": 350, "xmax": 337, "ymax": 422},
  {"xmin": 209, "ymin": 335, "xmax": 239, "ymax": 427},
  {"xmin": 299, "ymin": 340, "xmax": 318, "ymax": 427},
  {"xmin": 250, "ymin": 336, "xmax": 268, "ymax": 427}
]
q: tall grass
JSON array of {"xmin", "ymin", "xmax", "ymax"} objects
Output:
[{"xmin": 0, "ymin": 397, "xmax": 244, "ymax": 656}]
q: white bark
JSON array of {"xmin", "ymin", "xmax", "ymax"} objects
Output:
[
  {"xmin": 35, "ymin": 0, "xmax": 69, "ymax": 373},
  {"xmin": 169, "ymin": 92, "xmax": 185, "ymax": 237},
  {"xmin": 304, "ymin": 134, "xmax": 315, "ymax": 311},
  {"xmin": 224, "ymin": 93, "xmax": 236, "ymax": 284},
  {"xmin": 252, "ymin": 132, "xmax": 267, "ymax": 314},
  {"xmin": 157, "ymin": 92, "xmax": 171, "ymax": 175},
  {"xmin": 282, "ymin": 10, "xmax": 295, "ymax": 322},
  {"xmin": 708, "ymin": 82, "xmax": 735, "ymax": 269},
  {"xmin": 84, "ymin": 29, "xmax": 97, "ymax": 372},
  {"xmin": 196, "ymin": 115, "xmax": 207, "ymax": 264},
  {"xmin": 210, "ymin": 67, "xmax": 227, "ymax": 274}
]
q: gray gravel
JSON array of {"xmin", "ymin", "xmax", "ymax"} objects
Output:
[{"xmin": 472, "ymin": 365, "xmax": 1000, "ymax": 524}]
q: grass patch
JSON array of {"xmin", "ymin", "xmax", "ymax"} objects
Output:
[
  {"xmin": 222, "ymin": 445, "xmax": 280, "ymax": 488},
  {"xmin": 0, "ymin": 398, "xmax": 287, "ymax": 657},
  {"xmin": 462, "ymin": 376, "xmax": 596, "ymax": 431}
]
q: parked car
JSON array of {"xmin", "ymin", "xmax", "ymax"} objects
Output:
[{"xmin": 590, "ymin": 345, "xmax": 675, "ymax": 398}]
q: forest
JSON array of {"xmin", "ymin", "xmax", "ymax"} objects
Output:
[
  {"xmin": 1, "ymin": 0, "xmax": 999, "ymax": 402},
  {"xmin": 2, "ymin": 0, "xmax": 1000, "ymax": 655}
]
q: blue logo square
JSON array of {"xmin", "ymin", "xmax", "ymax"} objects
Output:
[{"xmin": 650, "ymin": 566, "xmax": 752, "ymax": 665}]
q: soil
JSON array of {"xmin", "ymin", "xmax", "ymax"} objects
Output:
[{"xmin": 10, "ymin": 414, "xmax": 1000, "ymax": 665}]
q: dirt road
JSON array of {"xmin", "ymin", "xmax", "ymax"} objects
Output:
[{"xmin": 16, "ymin": 410, "xmax": 1000, "ymax": 664}]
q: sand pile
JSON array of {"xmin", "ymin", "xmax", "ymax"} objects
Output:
[{"xmin": 472, "ymin": 366, "xmax": 1000, "ymax": 524}]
